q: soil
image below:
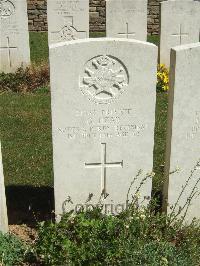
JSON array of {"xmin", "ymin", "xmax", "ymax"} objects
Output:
[{"xmin": 9, "ymin": 224, "xmax": 38, "ymax": 244}]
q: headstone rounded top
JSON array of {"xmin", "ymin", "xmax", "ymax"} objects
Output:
[{"xmin": 50, "ymin": 37, "xmax": 157, "ymax": 49}]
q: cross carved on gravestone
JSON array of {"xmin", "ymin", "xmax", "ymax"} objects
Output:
[
  {"xmin": 85, "ymin": 143, "xmax": 123, "ymax": 197},
  {"xmin": 0, "ymin": 36, "xmax": 17, "ymax": 68},
  {"xmin": 171, "ymin": 24, "xmax": 189, "ymax": 45},
  {"xmin": 118, "ymin": 22, "xmax": 136, "ymax": 39},
  {"xmin": 52, "ymin": 16, "xmax": 87, "ymax": 41}
]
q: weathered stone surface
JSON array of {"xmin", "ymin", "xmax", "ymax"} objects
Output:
[
  {"xmin": 163, "ymin": 42, "xmax": 200, "ymax": 223},
  {"xmin": 50, "ymin": 38, "xmax": 157, "ymax": 217},
  {"xmin": 159, "ymin": 0, "xmax": 200, "ymax": 67},
  {"xmin": 0, "ymin": 0, "xmax": 30, "ymax": 73},
  {"xmin": 106, "ymin": 0, "xmax": 147, "ymax": 41},
  {"xmin": 47, "ymin": 0, "xmax": 89, "ymax": 45},
  {"xmin": 0, "ymin": 142, "xmax": 8, "ymax": 233}
]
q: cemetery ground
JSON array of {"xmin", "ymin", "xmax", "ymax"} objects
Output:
[{"xmin": 0, "ymin": 33, "xmax": 199, "ymax": 265}]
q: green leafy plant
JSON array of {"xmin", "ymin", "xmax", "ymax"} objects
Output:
[
  {"xmin": 35, "ymin": 206, "xmax": 200, "ymax": 265},
  {"xmin": 0, "ymin": 232, "xmax": 31, "ymax": 266},
  {"xmin": 34, "ymin": 171, "xmax": 200, "ymax": 265}
]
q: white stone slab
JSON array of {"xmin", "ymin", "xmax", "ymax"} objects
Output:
[
  {"xmin": 0, "ymin": 0, "xmax": 30, "ymax": 73},
  {"xmin": 47, "ymin": 0, "xmax": 89, "ymax": 45},
  {"xmin": 50, "ymin": 38, "xmax": 157, "ymax": 217},
  {"xmin": 106, "ymin": 0, "xmax": 147, "ymax": 41},
  {"xmin": 160, "ymin": 0, "xmax": 200, "ymax": 67},
  {"xmin": 163, "ymin": 43, "xmax": 200, "ymax": 223},
  {"xmin": 0, "ymin": 142, "xmax": 8, "ymax": 233}
]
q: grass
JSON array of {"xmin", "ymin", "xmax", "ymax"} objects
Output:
[
  {"xmin": 0, "ymin": 32, "xmax": 165, "ymax": 191},
  {"xmin": 153, "ymin": 93, "xmax": 168, "ymax": 192},
  {"xmin": 0, "ymin": 91, "xmax": 53, "ymax": 187},
  {"xmin": 147, "ymin": 35, "xmax": 159, "ymax": 46},
  {"xmin": 29, "ymin": 32, "xmax": 49, "ymax": 64}
]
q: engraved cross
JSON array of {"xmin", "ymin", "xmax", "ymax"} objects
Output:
[
  {"xmin": 171, "ymin": 24, "xmax": 189, "ymax": 45},
  {"xmin": 0, "ymin": 37, "xmax": 17, "ymax": 68},
  {"xmin": 85, "ymin": 143, "xmax": 123, "ymax": 197},
  {"xmin": 118, "ymin": 22, "xmax": 136, "ymax": 39}
]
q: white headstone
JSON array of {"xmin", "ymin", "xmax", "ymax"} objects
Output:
[
  {"xmin": 163, "ymin": 43, "xmax": 200, "ymax": 223},
  {"xmin": 47, "ymin": 0, "xmax": 89, "ymax": 45},
  {"xmin": 0, "ymin": 142, "xmax": 8, "ymax": 233},
  {"xmin": 0, "ymin": 0, "xmax": 30, "ymax": 73},
  {"xmin": 106, "ymin": 0, "xmax": 147, "ymax": 41},
  {"xmin": 50, "ymin": 38, "xmax": 157, "ymax": 217},
  {"xmin": 160, "ymin": 0, "xmax": 200, "ymax": 67}
]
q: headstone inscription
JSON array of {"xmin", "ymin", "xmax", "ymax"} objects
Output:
[
  {"xmin": 0, "ymin": 0, "xmax": 30, "ymax": 73},
  {"xmin": 50, "ymin": 38, "xmax": 158, "ymax": 217},
  {"xmin": 106, "ymin": 0, "xmax": 147, "ymax": 41},
  {"xmin": 159, "ymin": 0, "xmax": 200, "ymax": 67},
  {"xmin": 47, "ymin": 0, "xmax": 89, "ymax": 45},
  {"xmin": 0, "ymin": 141, "xmax": 8, "ymax": 233},
  {"xmin": 163, "ymin": 43, "xmax": 200, "ymax": 223}
]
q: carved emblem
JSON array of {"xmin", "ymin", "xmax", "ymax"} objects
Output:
[
  {"xmin": 60, "ymin": 24, "xmax": 76, "ymax": 41},
  {"xmin": 52, "ymin": 17, "xmax": 87, "ymax": 42},
  {"xmin": 80, "ymin": 55, "xmax": 129, "ymax": 104},
  {"xmin": 0, "ymin": 0, "xmax": 15, "ymax": 18}
]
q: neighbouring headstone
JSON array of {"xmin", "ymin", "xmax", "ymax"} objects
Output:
[
  {"xmin": 159, "ymin": 0, "xmax": 200, "ymax": 67},
  {"xmin": 0, "ymin": 0, "xmax": 30, "ymax": 73},
  {"xmin": 106, "ymin": 0, "xmax": 147, "ymax": 41},
  {"xmin": 163, "ymin": 43, "xmax": 200, "ymax": 223},
  {"xmin": 50, "ymin": 38, "xmax": 157, "ymax": 217},
  {"xmin": 0, "ymin": 142, "xmax": 8, "ymax": 233},
  {"xmin": 47, "ymin": 0, "xmax": 89, "ymax": 45}
]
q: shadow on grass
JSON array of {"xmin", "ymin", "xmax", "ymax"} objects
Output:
[{"xmin": 6, "ymin": 186, "xmax": 54, "ymax": 226}]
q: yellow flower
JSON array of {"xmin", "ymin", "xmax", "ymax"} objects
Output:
[{"xmin": 157, "ymin": 64, "xmax": 169, "ymax": 92}]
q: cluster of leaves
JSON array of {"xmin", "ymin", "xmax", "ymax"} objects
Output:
[
  {"xmin": 157, "ymin": 64, "xmax": 169, "ymax": 92},
  {"xmin": 0, "ymin": 232, "xmax": 31, "ymax": 265},
  {"xmin": 0, "ymin": 63, "xmax": 50, "ymax": 93},
  {"xmin": 0, "ymin": 206, "xmax": 199, "ymax": 265},
  {"xmin": 34, "ymin": 206, "xmax": 200, "ymax": 265}
]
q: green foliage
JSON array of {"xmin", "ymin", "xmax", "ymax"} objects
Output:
[
  {"xmin": 0, "ymin": 64, "xmax": 49, "ymax": 93},
  {"xmin": 35, "ymin": 207, "xmax": 200, "ymax": 265},
  {"xmin": 0, "ymin": 232, "xmax": 30, "ymax": 266}
]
